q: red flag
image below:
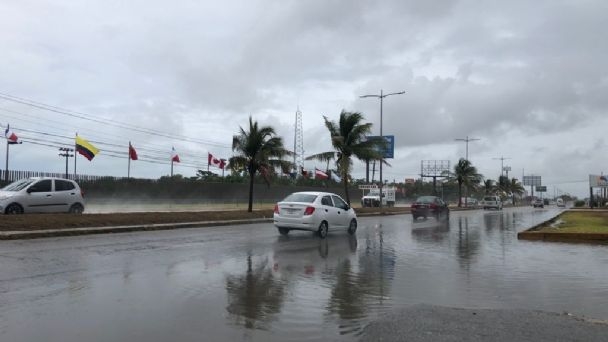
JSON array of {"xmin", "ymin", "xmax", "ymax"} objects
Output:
[
  {"xmin": 129, "ymin": 143, "xmax": 138, "ymax": 160},
  {"xmin": 4, "ymin": 124, "xmax": 18, "ymax": 144},
  {"xmin": 208, "ymin": 152, "xmax": 225, "ymax": 169},
  {"xmin": 315, "ymin": 168, "xmax": 329, "ymax": 180},
  {"xmin": 171, "ymin": 147, "xmax": 180, "ymax": 163}
]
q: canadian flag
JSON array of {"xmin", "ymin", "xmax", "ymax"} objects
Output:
[
  {"xmin": 129, "ymin": 142, "xmax": 138, "ymax": 161},
  {"xmin": 315, "ymin": 168, "xmax": 329, "ymax": 180},
  {"xmin": 5, "ymin": 124, "xmax": 18, "ymax": 144},
  {"xmin": 208, "ymin": 153, "xmax": 226, "ymax": 169},
  {"xmin": 171, "ymin": 147, "xmax": 180, "ymax": 163}
]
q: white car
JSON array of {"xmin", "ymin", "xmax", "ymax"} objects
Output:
[
  {"xmin": 0, "ymin": 177, "xmax": 85, "ymax": 214},
  {"xmin": 273, "ymin": 191, "xmax": 357, "ymax": 238},
  {"xmin": 481, "ymin": 195, "xmax": 503, "ymax": 210}
]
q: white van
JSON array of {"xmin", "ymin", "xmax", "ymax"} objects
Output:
[
  {"xmin": 481, "ymin": 195, "xmax": 502, "ymax": 210},
  {"xmin": 556, "ymin": 198, "xmax": 565, "ymax": 207},
  {"xmin": 0, "ymin": 177, "xmax": 85, "ymax": 214}
]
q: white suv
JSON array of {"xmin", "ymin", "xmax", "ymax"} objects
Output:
[
  {"xmin": 0, "ymin": 177, "xmax": 85, "ymax": 214},
  {"xmin": 481, "ymin": 195, "xmax": 503, "ymax": 210}
]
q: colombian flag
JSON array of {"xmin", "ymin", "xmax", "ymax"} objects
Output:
[{"xmin": 76, "ymin": 135, "xmax": 99, "ymax": 161}]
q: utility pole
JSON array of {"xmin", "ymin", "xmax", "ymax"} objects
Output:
[
  {"xmin": 454, "ymin": 136, "xmax": 480, "ymax": 161},
  {"xmin": 58, "ymin": 148, "xmax": 74, "ymax": 179},
  {"xmin": 360, "ymin": 89, "xmax": 405, "ymax": 208}
]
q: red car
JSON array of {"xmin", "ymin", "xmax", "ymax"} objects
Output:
[{"xmin": 411, "ymin": 196, "xmax": 450, "ymax": 221}]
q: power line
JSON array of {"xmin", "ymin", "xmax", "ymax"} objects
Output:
[{"xmin": 0, "ymin": 92, "xmax": 231, "ymax": 148}]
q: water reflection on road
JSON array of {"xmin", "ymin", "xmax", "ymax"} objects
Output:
[{"xmin": 1, "ymin": 207, "xmax": 607, "ymax": 342}]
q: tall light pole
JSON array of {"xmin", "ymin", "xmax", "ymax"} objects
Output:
[
  {"xmin": 493, "ymin": 156, "xmax": 512, "ymax": 177},
  {"xmin": 360, "ymin": 89, "xmax": 405, "ymax": 208},
  {"xmin": 454, "ymin": 136, "xmax": 479, "ymax": 207},
  {"xmin": 454, "ymin": 136, "xmax": 480, "ymax": 161}
]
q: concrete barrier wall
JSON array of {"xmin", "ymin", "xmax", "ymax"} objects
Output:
[{"xmin": 81, "ymin": 181, "xmax": 363, "ymax": 205}]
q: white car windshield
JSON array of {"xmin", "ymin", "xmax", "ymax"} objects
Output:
[
  {"xmin": 2, "ymin": 178, "xmax": 36, "ymax": 191},
  {"xmin": 283, "ymin": 193, "xmax": 317, "ymax": 203}
]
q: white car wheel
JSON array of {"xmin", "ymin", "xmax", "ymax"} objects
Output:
[{"xmin": 318, "ymin": 221, "xmax": 328, "ymax": 239}]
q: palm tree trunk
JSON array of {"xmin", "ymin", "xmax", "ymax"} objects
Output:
[
  {"xmin": 343, "ymin": 176, "xmax": 350, "ymax": 205},
  {"xmin": 458, "ymin": 181, "xmax": 463, "ymax": 207},
  {"xmin": 248, "ymin": 170, "xmax": 255, "ymax": 212}
]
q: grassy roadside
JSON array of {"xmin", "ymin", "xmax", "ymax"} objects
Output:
[
  {"xmin": 518, "ymin": 209, "xmax": 608, "ymax": 243},
  {"xmin": 536, "ymin": 211, "xmax": 608, "ymax": 233}
]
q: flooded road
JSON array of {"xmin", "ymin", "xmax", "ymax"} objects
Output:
[{"xmin": 1, "ymin": 207, "xmax": 607, "ymax": 341}]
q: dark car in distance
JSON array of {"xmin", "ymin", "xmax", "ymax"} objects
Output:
[{"xmin": 411, "ymin": 196, "xmax": 450, "ymax": 221}]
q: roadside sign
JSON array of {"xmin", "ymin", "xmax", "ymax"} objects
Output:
[
  {"xmin": 367, "ymin": 135, "xmax": 395, "ymax": 159},
  {"xmin": 536, "ymin": 185, "xmax": 547, "ymax": 192},
  {"xmin": 589, "ymin": 174, "xmax": 608, "ymax": 188},
  {"xmin": 523, "ymin": 175, "xmax": 541, "ymax": 186}
]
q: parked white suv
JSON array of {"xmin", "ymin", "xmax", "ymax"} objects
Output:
[
  {"xmin": 481, "ymin": 195, "xmax": 503, "ymax": 210},
  {"xmin": 0, "ymin": 177, "xmax": 85, "ymax": 214}
]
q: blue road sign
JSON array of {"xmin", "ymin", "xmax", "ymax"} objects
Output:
[{"xmin": 367, "ymin": 135, "xmax": 395, "ymax": 159}]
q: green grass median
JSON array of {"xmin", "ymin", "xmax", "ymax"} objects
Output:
[
  {"xmin": 537, "ymin": 211, "xmax": 608, "ymax": 233},
  {"xmin": 519, "ymin": 210, "xmax": 608, "ymax": 243}
]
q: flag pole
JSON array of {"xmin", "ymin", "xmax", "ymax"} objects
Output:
[
  {"xmin": 74, "ymin": 133, "xmax": 78, "ymax": 180},
  {"xmin": 4, "ymin": 138, "xmax": 8, "ymax": 183},
  {"xmin": 128, "ymin": 141, "xmax": 131, "ymax": 179},
  {"xmin": 171, "ymin": 159, "xmax": 174, "ymax": 177}
]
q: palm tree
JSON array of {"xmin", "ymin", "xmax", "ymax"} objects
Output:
[
  {"xmin": 509, "ymin": 178, "xmax": 525, "ymax": 205},
  {"xmin": 307, "ymin": 110, "xmax": 386, "ymax": 205},
  {"xmin": 497, "ymin": 175, "xmax": 510, "ymax": 197},
  {"xmin": 453, "ymin": 158, "xmax": 482, "ymax": 207},
  {"xmin": 483, "ymin": 179, "xmax": 494, "ymax": 195},
  {"xmin": 229, "ymin": 116, "xmax": 291, "ymax": 212}
]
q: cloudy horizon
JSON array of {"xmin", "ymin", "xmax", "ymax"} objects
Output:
[{"xmin": 1, "ymin": 0, "xmax": 607, "ymax": 198}]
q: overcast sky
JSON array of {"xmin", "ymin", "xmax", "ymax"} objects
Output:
[{"xmin": 1, "ymin": 0, "xmax": 607, "ymax": 198}]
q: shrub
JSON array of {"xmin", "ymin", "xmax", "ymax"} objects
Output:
[{"xmin": 574, "ymin": 200, "xmax": 586, "ymax": 207}]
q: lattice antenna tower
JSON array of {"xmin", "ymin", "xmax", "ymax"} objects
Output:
[{"xmin": 293, "ymin": 107, "xmax": 304, "ymax": 173}]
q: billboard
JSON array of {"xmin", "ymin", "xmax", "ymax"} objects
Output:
[
  {"xmin": 536, "ymin": 186, "xmax": 547, "ymax": 192},
  {"xmin": 523, "ymin": 175, "xmax": 541, "ymax": 186},
  {"xmin": 589, "ymin": 174, "xmax": 608, "ymax": 187},
  {"xmin": 421, "ymin": 160, "xmax": 450, "ymax": 177},
  {"xmin": 367, "ymin": 135, "xmax": 395, "ymax": 159}
]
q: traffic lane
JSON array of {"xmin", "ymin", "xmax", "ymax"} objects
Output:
[
  {"xmin": 0, "ymin": 220, "xmax": 362, "ymax": 342},
  {"xmin": 1, "ymin": 206, "xmax": 600, "ymax": 342}
]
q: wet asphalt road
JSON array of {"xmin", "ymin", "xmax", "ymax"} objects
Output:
[{"xmin": 1, "ymin": 206, "xmax": 607, "ymax": 341}]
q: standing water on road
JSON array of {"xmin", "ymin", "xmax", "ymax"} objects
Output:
[{"xmin": 0, "ymin": 207, "xmax": 607, "ymax": 342}]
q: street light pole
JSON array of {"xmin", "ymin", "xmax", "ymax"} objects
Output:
[
  {"xmin": 454, "ymin": 136, "xmax": 480, "ymax": 161},
  {"xmin": 360, "ymin": 89, "xmax": 405, "ymax": 208},
  {"xmin": 493, "ymin": 156, "xmax": 512, "ymax": 177}
]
